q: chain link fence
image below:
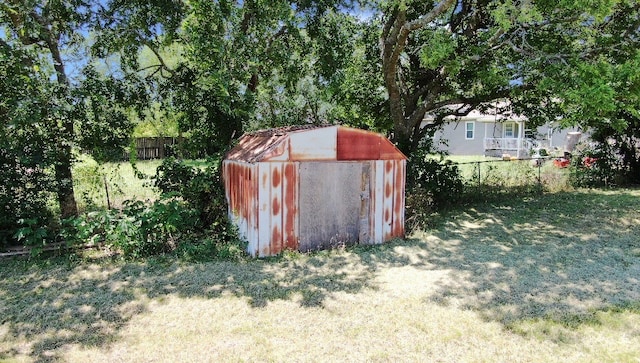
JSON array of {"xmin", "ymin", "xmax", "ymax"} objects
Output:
[
  {"xmin": 73, "ymin": 159, "xmax": 160, "ymax": 211},
  {"xmin": 454, "ymin": 156, "xmax": 571, "ymax": 196}
]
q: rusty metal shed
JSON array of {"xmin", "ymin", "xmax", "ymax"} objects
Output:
[{"xmin": 223, "ymin": 125, "xmax": 406, "ymax": 257}]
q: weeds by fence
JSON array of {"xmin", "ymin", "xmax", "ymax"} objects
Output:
[
  {"xmin": 71, "ymin": 155, "xmax": 573, "ymax": 218},
  {"xmin": 454, "ymin": 156, "xmax": 571, "ymax": 198}
]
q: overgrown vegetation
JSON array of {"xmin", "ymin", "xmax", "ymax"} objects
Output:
[
  {"xmin": 570, "ymin": 119, "xmax": 640, "ymax": 187},
  {"xmin": 3, "ymin": 0, "xmax": 640, "ymax": 255},
  {"xmin": 33, "ymin": 157, "xmax": 244, "ymax": 260},
  {"xmin": 405, "ymin": 147, "xmax": 464, "ymax": 231}
]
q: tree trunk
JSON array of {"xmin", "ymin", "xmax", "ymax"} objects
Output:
[
  {"xmin": 48, "ymin": 37, "xmax": 78, "ymax": 218},
  {"xmin": 381, "ymin": 0, "xmax": 457, "ymax": 158},
  {"xmin": 55, "ymin": 148, "xmax": 77, "ymax": 218}
]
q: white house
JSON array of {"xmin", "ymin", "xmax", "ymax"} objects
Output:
[{"xmin": 423, "ymin": 105, "xmax": 581, "ymax": 158}]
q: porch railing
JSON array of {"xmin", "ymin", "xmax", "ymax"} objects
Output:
[{"xmin": 484, "ymin": 138, "xmax": 534, "ymax": 151}]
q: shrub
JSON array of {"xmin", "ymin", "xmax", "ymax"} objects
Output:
[
  {"xmin": 569, "ymin": 144, "xmax": 619, "ymax": 187},
  {"xmin": 153, "ymin": 157, "xmax": 244, "ymax": 258},
  {"xmin": 154, "ymin": 157, "xmax": 228, "ymax": 227},
  {"xmin": 62, "ymin": 199, "xmax": 199, "ymax": 259},
  {"xmin": 0, "ymin": 149, "xmax": 53, "ymax": 249},
  {"xmin": 57, "ymin": 157, "xmax": 243, "ymax": 260},
  {"xmin": 405, "ymin": 148, "xmax": 463, "ymax": 231}
]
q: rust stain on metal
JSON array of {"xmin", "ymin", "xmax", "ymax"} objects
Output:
[
  {"xmin": 283, "ymin": 163, "xmax": 298, "ymax": 250},
  {"xmin": 224, "ymin": 125, "xmax": 406, "ymax": 257},
  {"xmin": 337, "ymin": 127, "xmax": 380, "ymax": 160},
  {"xmin": 392, "ymin": 161, "xmax": 405, "ymax": 237},
  {"xmin": 226, "ymin": 125, "xmax": 330, "ymax": 163},
  {"xmin": 272, "ymin": 197, "xmax": 280, "ymax": 216},
  {"xmin": 271, "ymin": 226, "xmax": 281, "ymax": 251},
  {"xmin": 336, "ymin": 127, "xmax": 406, "ymax": 160},
  {"xmin": 272, "ymin": 167, "xmax": 281, "ymax": 187}
]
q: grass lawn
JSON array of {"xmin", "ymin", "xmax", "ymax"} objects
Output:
[
  {"xmin": 1, "ymin": 189, "xmax": 639, "ymax": 362},
  {"xmin": 72, "ymin": 157, "xmax": 212, "ymax": 211},
  {"xmin": 443, "ymin": 155, "xmax": 571, "ymax": 192}
]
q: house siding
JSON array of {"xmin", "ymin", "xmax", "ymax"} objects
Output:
[
  {"xmin": 433, "ymin": 121, "xmax": 582, "ymax": 156},
  {"xmin": 433, "ymin": 121, "xmax": 486, "ymax": 155}
]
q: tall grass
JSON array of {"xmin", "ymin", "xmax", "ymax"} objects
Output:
[
  {"xmin": 446, "ymin": 155, "xmax": 572, "ymax": 195},
  {"xmin": 72, "ymin": 156, "xmax": 160, "ymax": 211}
]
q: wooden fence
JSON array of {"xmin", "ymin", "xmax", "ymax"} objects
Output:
[{"xmin": 131, "ymin": 137, "xmax": 184, "ymax": 160}]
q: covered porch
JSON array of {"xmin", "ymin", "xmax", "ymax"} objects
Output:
[{"xmin": 482, "ymin": 120, "xmax": 533, "ymax": 158}]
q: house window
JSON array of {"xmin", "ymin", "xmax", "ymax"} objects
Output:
[
  {"xmin": 504, "ymin": 122, "xmax": 518, "ymax": 138},
  {"xmin": 465, "ymin": 121, "xmax": 475, "ymax": 140}
]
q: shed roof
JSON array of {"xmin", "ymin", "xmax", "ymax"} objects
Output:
[{"xmin": 226, "ymin": 125, "xmax": 406, "ymax": 163}]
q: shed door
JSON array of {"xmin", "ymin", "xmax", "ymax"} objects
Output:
[{"xmin": 298, "ymin": 162, "xmax": 369, "ymax": 251}]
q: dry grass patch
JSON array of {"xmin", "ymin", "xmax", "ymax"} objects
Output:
[{"xmin": 1, "ymin": 189, "xmax": 639, "ymax": 362}]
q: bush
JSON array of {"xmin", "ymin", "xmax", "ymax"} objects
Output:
[
  {"xmin": 0, "ymin": 149, "xmax": 53, "ymax": 249},
  {"xmin": 569, "ymin": 144, "xmax": 620, "ymax": 187},
  {"xmin": 154, "ymin": 157, "xmax": 228, "ymax": 227},
  {"xmin": 62, "ymin": 199, "xmax": 199, "ymax": 259},
  {"xmin": 573, "ymin": 114, "xmax": 640, "ymax": 187},
  {"xmin": 58, "ymin": 157, "xmax": 243, "ymax": 259},
  {"xmin": 153, "ymin": 157, "xmax": 244, "ymax": 258},
  {"xmin": 405, "ymin": 148, "xmax": 463, "ymax": 230}
]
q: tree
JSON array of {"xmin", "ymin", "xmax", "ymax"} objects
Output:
[
  {"xmin": 1, "ymin": 0, "xmax": 148, "ymax": 223},
  {"xmin": 95, "ymin": 0, "xmax": 359, "ymax": 155},
  {"xmin": 378, "ymin": 0, "xmax": 640, "ymax": 155},
  {"xmin": 0, "ymin": 0, "xmax": 90, "ymax": 217},
  {"xmin": 0, "ymin": 41, "xmax": 55, "ymax": 246}
]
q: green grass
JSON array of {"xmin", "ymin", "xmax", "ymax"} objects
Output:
[
  {"xmin": 72, "ymin": 156, "xmax": 161, "ymax": 211},
  {"xmin": 441, "ymin": 155, "xmax": 571, "ymax": 193},
  {"xmin": 2, "ymin": 189, "xmax": 639, "ymax": 362},
  {"xmin": 72, "ymin": 156, "xmax": 213, "ymax": 211}
]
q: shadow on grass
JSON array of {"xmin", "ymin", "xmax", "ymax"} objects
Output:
[
  {"xmin": 1, "ymin": 189, "xmax": 639, "ymax": 361},
  {"xmin": 415, "ymin": 189, "xmax": 640, "ymax": 328},
  {"xmin": 0, "ymin": 245, "xmax": 412, "ymax": 362}
]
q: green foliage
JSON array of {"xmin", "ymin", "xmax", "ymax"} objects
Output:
[
  {"xmin": 154, "ymin": 157, "xmax": 244, "ymax": 256},
  {"xmin": 569, "ymin": 149, "xmax": 617, "ymax": 188},
  {"xmin": 380, "ymin": 0, "xmax": 640, "ymax": 156},
  {"xmin": 0, "ymin": 40, "xmax": 56, "ymax": 248},
  {"xmin": 405, "ymin": 146, "xmax": 464, "ymax": 230},
  {"xmin": 74, "ymin": 66, "xmax": 140, "ymax": 164},
  {"xmin": 61, "ymin": 199, "xmax": 199, "ymax": 258},
  {"xmin": 418, "ymin": 29, "xmax": 456, "ymax": 70},
  {"xmin": 154, "ymin": 157, "xmax": 227, "ymax": 227},
  {"xmin": 175, "ymin": 234, "xmax": 246, "ymax": 262},
  {"xmin": 329, "ymin": 19, "xmax": 390, "ymax": 131},
  {"xmin": 58, "ymin": 156, "xmax": 244, "ymax": 259},
  {"xmin": 13, "ymin": 218, "xmax": 51, "ymax": 256},
  {"xmin": 570, "ymin": 119, "xmax": 640, "ymax": 188}
]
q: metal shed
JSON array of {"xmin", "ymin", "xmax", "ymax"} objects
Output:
[{"xmin": 223, "ymin": 125, "xmax": 406, "ymax": 257}]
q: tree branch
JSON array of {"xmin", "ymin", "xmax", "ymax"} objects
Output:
[{"xmin": 142, "ymin": 41, "xmax": 175, "ymax": 77}]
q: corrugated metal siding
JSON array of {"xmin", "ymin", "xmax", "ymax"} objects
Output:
[
  {"xmin": 223, "ymin": 125, "xmax": 406, "ymax": 257},
  {"xmin": 223, "ymin": 161, "xmax": 259, "ymax": 252},
  {"xmin": 368, "ymin": 160, "xmax": 405, "ymax": 243},
  {"xmin": 256, "ymin": 162, "xmax": 299, "ymax": 257}
]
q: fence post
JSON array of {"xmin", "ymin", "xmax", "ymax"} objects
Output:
[
  {"xmin": 477, "ymin": 161, "xmax": 481, "ymax": 190},
  {"xmin": 537, "ymin": 161, "xmax": 542, "ymax": 194}
]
